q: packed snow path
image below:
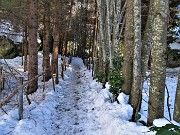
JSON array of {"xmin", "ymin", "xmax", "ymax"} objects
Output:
[
  {"xmin": 49, "ymin": 61, "xmax": 102, "ymax": 134},
  {"xmin": 0, "ymin": 57, "xmax": 154, "ymax": 135}
]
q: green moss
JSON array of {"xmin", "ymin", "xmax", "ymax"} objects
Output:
[{"xmin": 0, "ymin": 37, "xmax": 21, "ymax": 58}]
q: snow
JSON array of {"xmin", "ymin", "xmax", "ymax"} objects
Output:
[
  {"xmin": 0, "ymin": 22, "xmax": 23, "ymax": 44},
  {"xmin": 169, "ymin": 42, "xmax": 180, "ymax": 50},
  {"xmin": 153, "ymin": 118, "xmax": 172, "ymax": 127},
  {"xmin": 0, "ymin": 52, "xmax": 179, "ymax": 135},
  {"xmin": 153, "ymin": 118, "xmax": 180, "ymax": 128},
  {"xmin": 0, "ymin": 22, "xmax": 41, "ymax": 44},
  {"xmin": 117, "ymin": 93, "xmax": 129, "ymax": 104}
]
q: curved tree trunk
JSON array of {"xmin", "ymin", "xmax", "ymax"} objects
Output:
[
  {"xmin": 147, "ymin": 0, "xmax": 168, "ymax": 126},
  {"xmin": 27, "ymin": 0, "xmax": 38, "ymax": 94}
]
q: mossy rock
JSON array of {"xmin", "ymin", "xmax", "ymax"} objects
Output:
[
  {"xmin": 167, "ymin": 49, "xmax": 180, "ymax": 68},
  {"xmin": 0, "ymin": 38, "xmax": 22, "ymax": 59}
]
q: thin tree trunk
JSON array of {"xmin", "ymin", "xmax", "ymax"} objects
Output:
[
  {"xmin": 51, "ymin": 29, "xmax": 59, "ymax": 74},
  {"xmin": 42, "ymin": 0, "xmax": 51, "ymax": 81},
  {"xmin": 93, "ymin": 5, "xmax": 99, "ymax": 78},
  {"xmin": 130, "ymin": 0, "xmax": 142, "ymax": 121},
  {"xmin": 0, "ymin": 66, "xmax": 2, "ymax": 92},
  {"xmin": 24, "ymin": 26, "xmax": 28, "ymax": 72},
  {"xmin": 51, "ymin": 2, "xmax": 60, "ymax": 75},
  {"xmin": 141, "ymin": 0, "xmax": 154, "ymax": 80},
  {"xmin": 105, "ymin": 0, "xmax": 112, "ymax": 68},
  {"xmin": 112, "ymin": 0, "xmax": 121, "ymax": 57},
  {"xmin": 173, "ymin": 70, "xmax": 180, "ymax": 122}
]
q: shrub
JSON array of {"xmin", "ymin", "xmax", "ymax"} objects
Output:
[
  {"xmin": 108, "ymin": 51, "xmax": 123, "ymax": 102},
  {"xmin": 150, "ymin": 124, "xmax": 180, "ymax": 135},
  {"xmin": 108, "ymin": 69, "xmax": 122, "ymax": 95},
  {"xmin": 95, "ymin": 71, "xmax": 104, "ymax": 83}
]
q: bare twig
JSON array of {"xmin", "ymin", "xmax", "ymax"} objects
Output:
[
  {"xmin": 1, "ymin": 107, "xmax": 8, "ymax": 115},
  {"xmin": 165, "ymin": 84, "xmax": 172, "ymax": 121},
  {"xmin": 25, "ymin": 93, "xmax": 31, "ymax": 105}
]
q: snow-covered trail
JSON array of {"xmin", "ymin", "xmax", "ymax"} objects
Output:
[
  {"xmin": 49, "ymin": 61, "xmax": 102, "ymax": 134},
  {"xmin": 0, "ymin": 56, "xmax": 154, "ymax": 135},
  {"xmin": 48, "ymin": 58, "xmax": 152, "ymax": 135}
]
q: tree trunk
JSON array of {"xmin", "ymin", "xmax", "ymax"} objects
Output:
[
  {"xmin": 23, "ymin": 26, "xmax": 28, "ymax": 72},
  {"xmin": 105, "ymin": 0, "xmax": 112, "ymax": 68},
  {"xmin": 141, "ymin": 0, "xmax": 154, "ymax": 80},
  {"xmin": 92, "ymin": 14, "xmax": 97, "ymax": 77},
  {"xmin": 121, "ymin": 0, "xmax": 134, "ymax": 95},
  {"xmin": 0, "ymin": 67, "xmax": 3, "ymax": 92},
  {"xmin": 51, "ymin": 29, "xmax": 59, "ymax": 74},
  {"xmin": 112, "ymin": 0, "xmax": 121, "ymax": 58},
  {"xmin": 97, "ymin": 0, "xmax": 107, "ymax": 87},
  {"xmin": 51, "ymin": 2, "xmax": 60, "ymax": 75},
  {"xmin": 147, "ymin": 0, "xmax": 168, "ymax": 126},
  {"xmin": 27, "ymin": 0, "xmax": 38, "ymax": 94},
  {"xmin": 42, "ymin": 0, "xmax": 51, "ymax": 81},
  {"xmin": 130, "ymin": 0, "xmax": 142, "ymax": 121},
  {"xmin": 173, "ymin": 70, "xmax": 180, "ymax": 123}
]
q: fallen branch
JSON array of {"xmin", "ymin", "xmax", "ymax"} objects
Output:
[{"xmin": 0, "ymin": 87, "xmax": 19, "ymax": 108}]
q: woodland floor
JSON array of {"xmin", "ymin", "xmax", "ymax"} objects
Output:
[{"xmin": 0, "ymin": 54, "xmax": 179, "ymax": 135}]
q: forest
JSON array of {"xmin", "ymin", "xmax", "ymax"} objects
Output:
[{"xmin": 0, "ymin": 0, "xmax": 180, "ymax": 135}]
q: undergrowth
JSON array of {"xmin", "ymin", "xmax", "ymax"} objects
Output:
[{"xmin": 150, "ymin": 124, "xmax": 180, "ymax": 135}]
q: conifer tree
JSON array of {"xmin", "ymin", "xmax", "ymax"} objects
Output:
[{"xmin": 27, "ymin": 0, "xmax": 38, "ymax": 94}]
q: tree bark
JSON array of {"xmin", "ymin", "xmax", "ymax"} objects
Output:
[
  {"xmin": 148, "ymin": 0, "xmax": 168, "ymax": 126},
  {"xmin": 23, "ymin": 26, "xmax": 28, "ymax": 72},
  {"xmin": 121, "ymin": 0, "xmax": 134, "ymax": 95},
  {"xmin": 27, "ymin": 0, "xmax": 38, "ymax": 94},
  {"xmin": 42, "ymin": 0, "xmax": 51, "ymax": 81},
  {"xmin": 105, "ymin": 0, "xmax": 112, "ymax": 67},
  {"xmin": 51, "ymin": 2, "xmax": 60, "ymax": 75},
  {"xmin": 130, "ymin": 0, "xmax": 142, "ymax": 121},
  {"xmin": 141, "ymin": 0, "xmax": 154, "ymax": 80}
]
